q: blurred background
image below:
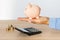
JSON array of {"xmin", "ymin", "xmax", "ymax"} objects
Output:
[{"xmin": 0, "ymin": 0, "xmax": 60, "ymax": 20}]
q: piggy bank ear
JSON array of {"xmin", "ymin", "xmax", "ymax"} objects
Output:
[
  {"xmin": 24, "ymin": 3, "xmax": 32, "ymax": 11},
  {"xmin": 27, "ymin": 3, "xmax": 32, "ymax": 8},
  {"xmin": 24, "ymin": 3, "xmax": 32, "ymax": 13}
]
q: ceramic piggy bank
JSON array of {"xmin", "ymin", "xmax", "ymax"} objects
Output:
[{"xmin": 24, "ymin": 3, "xmax": 41, "ymax": 19}]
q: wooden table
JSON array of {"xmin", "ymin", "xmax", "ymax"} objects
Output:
[{"xmin": 0, "ymin": 20, "xmax": 60, "ymax": 40}]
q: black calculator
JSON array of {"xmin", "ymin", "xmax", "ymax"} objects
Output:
[{"xmin": 15, "ymin": 27, "xmax": 42, "ymax": 36}]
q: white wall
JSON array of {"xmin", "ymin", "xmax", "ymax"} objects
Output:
[
  {"xmin": 0, "ymin": 0, "xmax": 16, "ymax": 20},
  {"xmin": 0, "ymin": 0, "xmax": 60, "ymax": 20}
]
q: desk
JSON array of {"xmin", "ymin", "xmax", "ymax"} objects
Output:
[{"xmin": 0, "ymin": 20, "xmax": 60, "ymax": 40}]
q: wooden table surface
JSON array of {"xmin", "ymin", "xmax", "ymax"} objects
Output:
[{"xmin": 0, "ymin": 20, "xmax": 60, "ymax": 40}]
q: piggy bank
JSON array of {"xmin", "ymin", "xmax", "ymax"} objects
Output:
[{"xmin": 24, "ymin": 3, "xmax": 41, "ymax": 20}]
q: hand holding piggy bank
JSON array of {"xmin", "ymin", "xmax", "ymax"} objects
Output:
[
  {"xmin": 24, "ymin": 3, "xmax": 41, "ymax": 20},
  {"xmin": 18, "ymin": 3, "xmax": 49, "ymax": 24}
]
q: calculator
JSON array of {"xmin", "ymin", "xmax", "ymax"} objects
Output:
[{"xmin": 15, "ymin": 27, "xmax": 42, "ymax": 36}]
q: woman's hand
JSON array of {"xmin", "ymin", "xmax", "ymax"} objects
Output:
[{"xmin": 17, "ymin": 16, "xmax": 49, "ymax": 24}]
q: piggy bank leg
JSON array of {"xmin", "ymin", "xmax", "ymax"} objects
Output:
[
  {"xmin": 28, "ymin": 17, "xmax": 32, "ymax": 22},
  {"xmin": 36, "ymin": 16, "xmax": 39, "ymax": 19}
]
